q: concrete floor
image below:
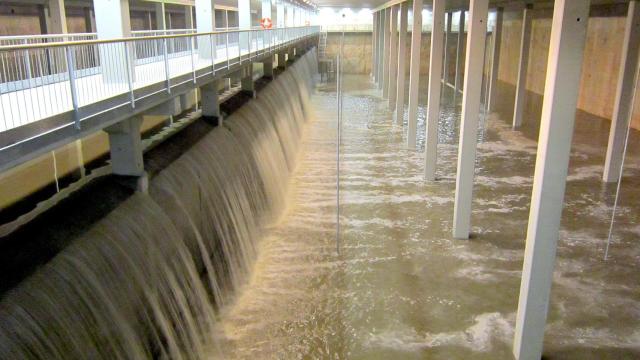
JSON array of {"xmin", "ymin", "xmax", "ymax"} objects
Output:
[{"xmin": 216, "ymin": 75, "xmax": 640, "ymax": 359}]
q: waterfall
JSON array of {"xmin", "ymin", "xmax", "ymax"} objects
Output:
[{"xmin": 0, "ymin": 49, "xmax": 318, "ymax": 359}]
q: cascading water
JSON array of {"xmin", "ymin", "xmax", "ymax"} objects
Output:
[{"xmin": 0, "ymin": 49, "xmax": 318, "ymax": 359}]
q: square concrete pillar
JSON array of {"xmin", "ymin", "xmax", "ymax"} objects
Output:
[
  {"xmin": 201, "ymin": 80, "xmax": 223, "ymax": 126},
  {"xmin": 241, "ymin": 65, "xmax": 256, "ymax": 98},
  {"xmin": 105, "ymin": 116, "xmax": 144, "ymax": 177},
  {"xmin": 406, "ymin": 0, "xmax": 423, "ymax": 150},
  {"xmin": 46, "ymin": 0, "xmax": 68, "ymax": 34},
  {"xmin": 263, "ymin": 55, "xmax": 275, "ymax": 78}
]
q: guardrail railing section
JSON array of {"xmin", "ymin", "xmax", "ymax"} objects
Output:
[{"xmin": 0, "ymin": 26, "xmax": 320, "ymax": 133}]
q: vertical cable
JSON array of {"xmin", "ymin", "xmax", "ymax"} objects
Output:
[
  {"xmin": 604, "ymin": 60, "xmax": 640, "ymax": 261},
  {"xmin": 336, "ymin": 30, "xmax": 344, "ymax": 255}
]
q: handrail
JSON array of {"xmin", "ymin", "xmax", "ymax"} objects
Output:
[
  {"xmin": 0, "ymin": 33, "xmax": 98, "ymax": 41},
  {"xmin": 0, "ymin": 26, "xmax": 319, "ymax": 51}
]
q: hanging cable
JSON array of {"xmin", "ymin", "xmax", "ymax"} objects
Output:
[
  {"xmin": 336, "ymin": 30, "xmax": 344, "ymax": 255},
  {"xmin": 604, "ymin": 60, "xmax": 640, "ymax": 261}
]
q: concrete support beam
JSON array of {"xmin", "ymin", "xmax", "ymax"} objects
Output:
[
  {"xmin": 388, "ymin": 5, "xmax": 399, "ymax": 109},
  {"xmin": 425, "ymin": 0, "xmax": 445, "ymax": 181},
  {"xmin": 382, "ymin": 8, "xmax": 391, "ymax": 95},
  {"xmin": 201, "ymin": 80, "xmax": 223, "ymax": 126},
  {"xmin": 513, "ymin": 2, "xmax": 590, "ymax": 359},
  {"xmin": 452, "ymin": 0, "xmax": 488, "ymax": 239},
  {"xmin": 93, "ymin": 0, "xmax": 133, "ymax": 83},
  {"xmin": 195, "ymin": 0, "xmax": 215, "ymax": 58},
  {"xmin": 443, "ymin": 12, "xmax": 453, "ymax": 84},
  {"xmin": 241, "ymin": 65, "xmax": 256, "ymax": 98},
  {"xmin": 277, "ymin": 51, "xmax": 287, "ymax": 69},
  {"xmin": 603, "ymin": 1, "xmax": 640, "ymax": 182},
  {"xmin": 46, "ymin": 0, "xmax": 68, "ymax": 34},
  {"xmin": 277, "ymin": 1, "xmax": 284, "ymax": 28},
  {"xmin": 263, "ymin": 55, "xmax": 275, "ymax": 78},
  {"xmin": 105, "ymin": 116, "xmax": 144, "ymax": 177},
  {"xmin": 395, "ymin": 3, "xmax": 408, "ymax": 124},
  {"xmin": 406, "ymin": 0, "xmax": 423, "ymax": 149},
  {"xmin": 155, "ymin": 2, "xmax": 166, "ymax": 30},
  {"xmin": 185, "ymin": 6, "xmax": 194, "ymax": 29},
  {"xmin": 512, "ymin": 5, "xmax": 533, "ymax": 128},
  {"xmin": 377, "ymin": 10, "xmax": 385, "ymax": 88},
  {"xmin": 373, "ymin": 11, "xmax": 378, "ymax": 82},
  {"xmin": 487, "ymin": 7, "xmax": 503, "ymax": 112},
  {"xmin": 180, "ymin": 91, "xmax": 197, "ymax": 111},
  {"xmin": 454, "ymin": 10, "xmax": 466, "ymax": 93},
  {"xmin": 145, "ymin": 97, "xmax": 182, "ymax": 117}
]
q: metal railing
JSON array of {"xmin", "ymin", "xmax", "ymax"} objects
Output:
[{"xmin": 0, "ymin": 26, "xmax": 319, "ymax": 133}]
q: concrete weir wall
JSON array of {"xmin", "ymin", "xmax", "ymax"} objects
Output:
[{"xmin": 325, "ymin": 9, "xmax": 640, "ymax": 129}]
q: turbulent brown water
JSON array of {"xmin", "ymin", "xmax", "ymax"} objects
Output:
[{"xmin": 0, "ymin": 50, "xmax": 317, "ymax": 359}]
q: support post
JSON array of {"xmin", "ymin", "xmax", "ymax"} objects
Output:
[
  {"xmin": 513, "ymin": 2, "xmax": 590, "ymax": 359},
  {"xmin": 454, "ymin": 10, "xmax": 466, "ymax": 93},
  {"xmin": 105, "ymin": 117, "xmax": 144, "ymax": 177},
  {"xmin": 263, "ymin": 54, "xmax": 275, "ymax": 78},
  {"xmin": 46, "ymin": 0, "xmax": 68, "ymax": 34},
  {"xmin": 373, "ymin": 11, "xmax": 378, "ymax": 82},
  {"xmin": 452, "ymin": 0, "xmax": 488, "ymax": 239},
  {"xmin": 195, "ymin": 0, "xmax": 216, "ymax": 58},
  {"xmin": 603, "ymin": 0, "xmax": 640, "ymax": 182},
  {"xmin": 487, "ymin": 7, "xmax": 503, "ymax": 112},
  {"xmin": 388, "ymin": 5, "xmax": 399, "ymax": 109},
  {"xmin": 201, "ymin": 80, "xmax": 223, "ymax": 126},
  {"xmin": 377, "ymin": 10, "xmax": 385, "ymax": 87},
  {"xmin": 425, "ymin": 0, "xmax": 445, "ymax": 180},
  {"xmin": 155, "ymin": 2, "xmax": 166, "ymax": 30},
  {"xmin": 241, "ymin": 65, "xmax": 256, "ymax": 98},
  {"xmin": 185, "ymin": 5, "xmax": 194, "ymax": 29},
  {"xmin": 382, "ymin": 7, "xmax": 391, "ymax": 95},
  {"xmin": 277, "ymin": 51, "xmax": 287, "ymax": 69},
  {"xmin": 443, "ymin": 12, "xmax": 452, "ymax": 85},
  {"xmin": 93, "ymin": 0, "xmax": 134, "ymax": 83},
  {"xmin": 512, "ymin": 5, "xmax": 533, "ymax": 128},
  {"xmin": 395, "ymin": 3, "xmax": 409, "ymax": 124},
  {"xmin": 406, "ymin": 0, "xmax": 423, "ymax": 149}
]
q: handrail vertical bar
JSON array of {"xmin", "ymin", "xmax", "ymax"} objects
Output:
[
  {"xmin": 163, "ymin": 38, "xmax": 170, "ymax": 93},
  {"xmin": 123, "ymin": 42, "xmax": 135, "ymax": 108},
  {"xmin": 190, "ymin": 35, "xmax": 196, "ymax": 83},
  {"xmin": 210, "ymin": 33, "xmax": 216, "ymax": 76},
  {"xmin": 65, "ymin": 45, "xmax": 80, "ymax": 129}
]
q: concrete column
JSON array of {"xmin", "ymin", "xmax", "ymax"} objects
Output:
[
  {"xmin": 106, "ymin": 116, "xmax": 144, "ymax": 177},
  {"xmin": 195, "ymin": 0, "xmax": 215, "ymax": 58},
  {"xmin": 263, "ymin": 54, "xmax": 275, "ymax": 78},
  {"xmin": 262, "ymin": 0, "xmax": 271, "ymax": 20},
  {"xmin": 93, "ymin": 0, "xmax": 133, "ymax": 83},
  {"xmin": 452, "ymin": 0, "xmax": 488, "ymax": 239},
  {"xmin": 46, "ymin": 0, "xmax": 68, "ymax": 34},
  {"xmin": 239, "ymin": 0, "xmax": 251, "ymax": 53},
  {"xmin": 286, "ymin": 4, "xmax": 294, "ymax": 27},
  {"xmin": 377, "ymin": 10, "xmax": 385, "ymax": 88},
  {"xmin": 155, "ymin": 2, "xmax": 166, "ymax": 30},
  {"xmin": 487, "ymin": 7, "xmax": 503, "ymax": 111},
  {"xmin": 185, "ymin": 5, "xmax": 194, "ymax": 29},
  {"xmin": 388, "ymin": 5, "xmax": 399, "ymax": 108},
  {"xmin": 277, "ymin": 1, "xmax": 285, "ymax": 28},
  {"xmin": 513, "ymin": 2, "xmax": 590, "ymax": 359},
  {"xmin": 443, "ymin": 12, "xmax": 453, "ymax": 85},
  {"xmin": 382, "ymin": 8, "xmax": 391, "ymax": 95},
  {"xmin": 425, "ymin": 0, "xmax": 445, "ymax": 181},
  {"xmin": 454, "ymin": 10, "xmax": 466, "ymax": 93},
  {"xmin": 603, "ymin": 1, "xmax": 640, "ymax": 183},
  {"xmin": 512, "ymin": 5, "xmax": 533, "ymax": 128},
  {"xmin": 241, "ymin": 65, "xmax": 256, "ymax": 97},
  {"xmin": 373, "ymin": 11, "xmax": 378, "ymax": 82},
  {"xmin": 406, "ymin": 0, "xmax": 423, "ymax": 149},
  {"xmin": 395, "ymin": 3, "xmax": 409, "ymax": 124},
  {"xmin": 201, "ymin": 80, "xmax": 223, "ymax": 126}
]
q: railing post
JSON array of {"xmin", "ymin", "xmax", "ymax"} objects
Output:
[
  {"xmin": 210, "ymin": 34, "xmax": 216, "ymax": 76},
  {"xmin": 65, "ymin": 46, "xmax": 80, "ymax": 129},
  {"xmin": 123, "ymin": 42, "xmax": 135, "ymax": 108},
  {"xmin": 189, "ymin": 35, "xmax": 196, "ymax": 84},
  {"xmin": 226, "ymin": 32, "xmax": 230, "ymax": 69},
  {"xmin": 22, "ymin": 39, "xmax": 33, "ymax": 81},
  {"xmin": 163, "ymin": 38, "xmax": 171, "ymax": 94}
]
